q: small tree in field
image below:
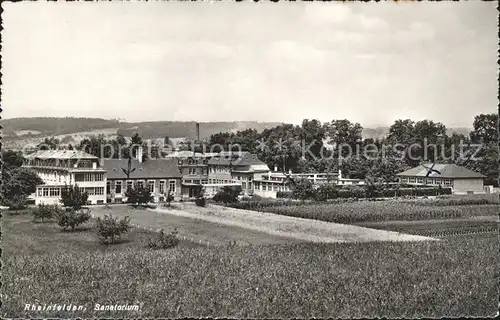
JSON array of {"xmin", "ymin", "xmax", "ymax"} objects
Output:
[
  {"xmin": 165, "ymin": 188, "xmax": 175, "ymax": 207},
  {"xmin": 95, "ymin": 214, "xmax": 131, "ymax": 244},
  {"xmin": 146, "ymin": 228, "xmax": 179, "ymax": 249},
  {"xmin": 33, "ymin": 204, "xmax": 55, "ymax": 222},
  {"xmin": 60, "ymin": 184, "xmax": 88, "ymax": 211},
  {"xmin": 55, "ymin": 208, "xmax": 91, "ymax": 231}
]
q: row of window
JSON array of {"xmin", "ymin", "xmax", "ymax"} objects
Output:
[
  {"xmin": 254, "ymin": 183, "xmax": 288, "ymax": 192},
  {"xmin": 401, "ymin": 177, "xmax": 452, "ymax": 186},
  {"xmin": 106, "ymin": 180, "xmax": 177, "ymax": 195},
  {"xmin": 74, "ymin": 173, "xmax": 105, "ymax": 182},
  {"xmin": 37, "ymin": 186, "xmax": 105, "ymax": 197},
  {"xmin": 187, "ymin": 168, "xmax": 208, "ymax": 175}
]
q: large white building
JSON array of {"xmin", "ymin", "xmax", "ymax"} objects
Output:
[
  {"xmin": 396, "ymin": 163, "xmax": 486, "ymax": 194},
  {"xmin": 23, "ymin": 150, "xmax": 107, "ymax": 205}
]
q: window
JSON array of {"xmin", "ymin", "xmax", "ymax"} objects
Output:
[
  {"xmin": 242, "ymin": 182, "xmax": 247, "ymax": 189},
  {"xmin": 148, "ymin": 180, "xmax": 155, "ymax": 193},
  {"xmin": 126, "ymin": 181, "xmax": 133, "ymax": 191},
  {"xmin": 95, "ymin": 187, "xmax": 104, "ymax": 195},
  {"xmin": 75, "ymin": 173, "xmax": 84, "ymax": 182},
  {"xmin": 37, "ymin": 188, "xmax": 43, "ymax": 197},
  {"xmin": 248, "ymin": 182, "xmax": 252, "ymax": 190},
  {"xmin": 263, "ymin": 184, "xmax": 267, "ymax": 191},
  {"xmin": 106, "ymin": 182, "xmax": 111, "ymax": 194},
  {"xmin": 94, "ymin": 173, "xmax": 104, "ymax": 181},
  {"xmin": 169, "ymin": 180, "xmax": 176, "ymax": 194},
  {"xmin": 444, "ymin": 179, "xmax": 452, "ymax": 186},
  {"xmin": 159, "ymin": 180, "xmax": 166, "ymax": 194},
  {"xmin": 427, "ymin": 179, "xmax": 434, "ymax": 185},
  {"xmin": 237, "ymin": 176, "xmax": 241, "ymax": 180},
  {"xmin": 409, "ymin": 177, "xmax": 416, "ymax": 183},
  {"xmin": 97, "ymin": 200, "xmax": 104, "ymax": 204},
  {"xmin": 115, "ymin": 181, "xmax": 122, "ymax": 194},
  {"xmin": 189, "ymin": 168, "xmax": 197, "ymax": 175},
  {"xmin": 136, "ymin": 180, "xmax": 144, "ymax": 189},
  {"xmin": 43, "ymin": 188, "xmax": 49, "ymax": 197},
  {"xmin": 86, "ymin": 188, "xmax": 95, "ymax": 195},
  {"xmin": 417, "ymin": 178, "xmax": 424, "ymax": 184}
]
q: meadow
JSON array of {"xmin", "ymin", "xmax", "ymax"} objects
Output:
[{"xmin": 2, "ymin": 209, "xmax": 499, "ymax": 318}]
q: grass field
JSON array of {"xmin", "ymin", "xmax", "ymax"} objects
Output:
[
  {"xmin": 2, "ymin": 210, "xmax": 499, "ymax": 318},
  {"xmin": 91, "ymin": 205, "xmax": 305, "ymax": 246}
]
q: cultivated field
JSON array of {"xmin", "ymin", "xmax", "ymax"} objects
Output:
[
  {"xmin": 2, "ymin": 209, "xmax": 498, "ymax": 318},
  {"xmin": 234, "ymin": 200, "xmax": 498, "ymax": 224}
]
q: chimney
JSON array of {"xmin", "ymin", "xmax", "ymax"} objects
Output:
[
  {"xmin": 137, "ymin": 146, "xmax": 143, "ymax": 163},
  {"xmin": 274, "ymin": 165, "xmax": 278, "ymax": 172},
  {"xmin": 196, "ymin": 123, "xmax": 200, "ymax": 142},
  {"xmin": 288, "ymin": 169, "xmax": 292, "ymax": 175},
  {"xmin": 338, "ymin": 169, "xmax": 342, "ymax": 180}
]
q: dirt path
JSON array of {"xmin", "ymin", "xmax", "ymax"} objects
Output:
[
  {"xmin": 91, "ymin": 205, "xmax": 305, "ymax": 246},
  {"xmin": 154, "ymin": 203, "xmax": 437, "ymax": 243}
]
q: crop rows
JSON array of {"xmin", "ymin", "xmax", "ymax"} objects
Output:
[{"xmin": 240, "ymin": 202, "xmax": 498, "ymax": 224}]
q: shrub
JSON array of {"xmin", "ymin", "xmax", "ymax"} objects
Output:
[
  {"xmin": 33, "ymin": 204, "xmax": 56, "ymax": 222},
  {"xmin": 213, "ymin": 186, "xmax": 242, "ymax": 205},
  {"xmin": 6, "ymin": 195, "xmax": 27, "ymax": 211},
  {"xmin": 291, "ymin": 178, "xmax": 315, "ymax": 201},
  {"xmin": 195, "ymin": 197, "xmax": 206, "ymax": 207},
  {"xmin": 95, "ymin": 214, "xmax": 131, "ymax": 244},
  {"xmin": 146, "ymin": 228, "xmax": 179, "ymax": 249},
  {"xmin": 276, "ymin": 191, "xmax": 293, "ymax": 199},
  {"xmin": 314, "ymin": 184, "xmax": 339, "ymax": 202},
  {"xmin": 55, "ymin": 208, "xmax": 91, "ymax": 231}
]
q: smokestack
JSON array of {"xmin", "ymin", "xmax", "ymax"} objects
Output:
[
  {"xmin": 137, "ymin": 146, "xmax": 143, "ymax": 163},
  {"xmin": 196, "ymin": 123, "xmax": 200, "ymax": 142}
]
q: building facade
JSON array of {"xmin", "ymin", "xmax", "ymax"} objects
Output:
[
  {"xmin": 101, "ymin": 158, "xmax": 182, "ymax": 203},
  {"xmin": 207, "ymin": 152, "xmax": 271, "ymax": 196},
  {"xmin": 396, "ymin": 163, "xmax": 485, "ymax": 194},
  {"xmin": 23, "ymin": 150, "xmax": 107, "ymax": 205}
]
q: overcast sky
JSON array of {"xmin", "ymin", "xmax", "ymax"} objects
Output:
[{"xmin": 2, "ymin": 2, "xmax": 497, "ymax": 127}]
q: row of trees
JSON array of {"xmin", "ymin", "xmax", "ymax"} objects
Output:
[{"xmin": 205, "ymin": 114, "xmax": 498, "ymax": 186}]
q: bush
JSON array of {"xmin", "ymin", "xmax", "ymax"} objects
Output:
[
  {"xmin": 276, "ymin": 191, "xmax": 293, "ymax": 199},
  {"xmin": 125, "ymin": 184, "xmax": 153, "ymax": 207},
  {"xmin": 33, "ymin": 204, "xmax": 57, "ymax": 222},
  {"xmin": 213, "ymin": 186, "xmax": 242, "ymax": 205},
  {"xmin": 314, "ymin": 184, "xmax": 339, "ymax": 202},
  {"xmin": 55, "ymin": 208, "xmax": 91, "ymax": 231},
  {"xmin": 6, "ymin": 195, "xmax": 27, "ymax": 211},
  {"xmin": 146, "ymin": 228, "xmax": 179, "ymax": 249},
  {"xmin": 95, "ymin": 214, "xmax": 131, "ymax": 244},
  {"xmin": 195, "ymin": 197, "xmax": 206, "ymax": 207},
  {"xmin": 291, "ymin": 179, "xmax": 315, "ymax": 201}
]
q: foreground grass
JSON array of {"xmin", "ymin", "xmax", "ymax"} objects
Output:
[
  {"xmin": 233, "ymin": 201, "xmax": 498, "ymax": 224},
  {"xmin": 2, "ymin": 213, "xmax": 499, "ymax": 318}
]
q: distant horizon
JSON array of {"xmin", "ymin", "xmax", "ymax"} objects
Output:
[
  {"xmin": 0, "ymin": 115, "xmax": 478, "ymax": 129},
  {"xmin": 2, "ymin": 2, "xmax": 497, "ymax": 130}
]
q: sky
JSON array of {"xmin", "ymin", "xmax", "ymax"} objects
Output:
[{"xmin": 1, "ymin": 1, "xmax": 497, "ymax": 127}]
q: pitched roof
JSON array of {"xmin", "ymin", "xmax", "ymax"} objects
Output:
[
  {"xmin": 396, "ymin": 163, "xmax": 485, "ymax": 179},
  {"xmin": 25, "ymin": 150, "xmax": 98, "ymax": 160},
  {"xmin": 207, "ymin": 152, "xmax": 268, "ymax": 167},
  {"xmin": 102, "ymin": 159, "xmax": 182, "ymax": 180}
]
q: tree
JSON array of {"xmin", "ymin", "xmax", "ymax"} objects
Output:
[
  {"xmin": 1, "ymin": 167, "xmax": 44, "ymax": 205},
  {"xmin": 324, "ymin": 119, "xmax": 363, "ymax": 156},
  {"xmin": 1, "ymin": 150, "xmax": 24, "ymax": 167},
  {"xmin": 38, "ymin": 137, "xmax": 60, "ymax": 150},
  {"xmin": 125, "ymin": 183, "xmax": 153, "ymax": 207},
  {"xmin": 95, "ymin": 214, "xmax": 131, "ymax": 244},
  {"xmin": 55, "ymin": 208, "xmax": 91, "ymax": 231},
  {"xmin": 165, "ymin": 187, "xmax": 175, "ymax": 207},
  {"xmin": 291, "ymin": 178, "xmax": 314, "ymax": 201},
  {"xmin": 470, "ymin": 113, "xmax": 498, "ymax": 144},
  {"xmin": 60, "ymin": 184, "xmax": 89, "ymax": 211}
]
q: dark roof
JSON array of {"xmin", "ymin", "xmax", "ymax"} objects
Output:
[
  {"xmin": 102, "ymin": 159, "xmax": 182, "ymax": 180},
  {"xmin": 207, "ymin": 152, "xmax": 267, "ymax": 167},
  {"xmin": 396, "ymin": 163, "xmax": 485, "ymax": 179}
]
